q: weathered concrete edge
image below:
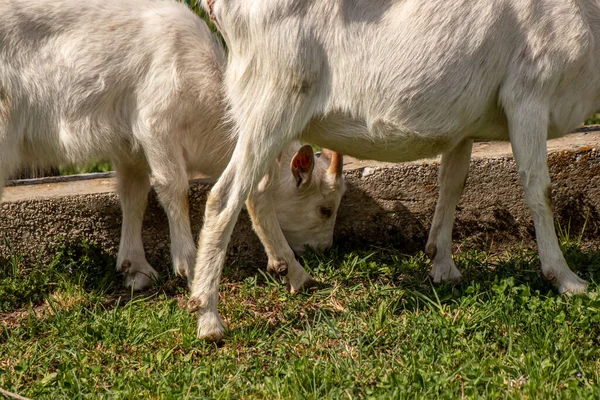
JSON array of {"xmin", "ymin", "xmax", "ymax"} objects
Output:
[
  {"xmin": 5, "ymin": 128, "xmax": 600, "ymax": 202},
  {"xmin": 2, "ymin": 137, "xmax": 600, "ymax": 275}
]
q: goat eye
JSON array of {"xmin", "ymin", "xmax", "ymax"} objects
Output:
[{"xmin": 319, "ymin": 207, "xmax": 333, "ymax": 218}]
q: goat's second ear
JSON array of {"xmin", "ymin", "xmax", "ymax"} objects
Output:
[{"xmin": 291, "ymin": 144, "xmax": 315, "ymax": 188}]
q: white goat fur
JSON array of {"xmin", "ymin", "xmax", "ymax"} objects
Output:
[
  {"xmin": 190, "ymin": 0, "xmax": 600, "ymax": 341},
  {"xmin": 0, "ymin": 0, "xmax": 344, "ymax": 290}
]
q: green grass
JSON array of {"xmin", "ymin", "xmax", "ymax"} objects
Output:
[
  {"xmin": 2, "ymin": 238, "xmax": 600, "ymax": 399},
  {"xmin": 585, "ymin": 114, "xmax": 600, "ymax": 126},
  {"xmin": 58, "ymin": 161, "xmax": 113, "ymax": 176},
  {"xmin": 0, "ymin": 237, "xmax": 117, "ymax": 313}
]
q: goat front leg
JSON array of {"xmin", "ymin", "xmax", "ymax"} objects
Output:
[
  {"xmin": 143, "ymin": 144, "xmax": 196, "ymax": 280},
  {"xmin": 188, "ymin": 153, "xmax": 271, "ymax": 342},
  {"xmin": 114, "ymin": 161, "xmax": 157, "ymax": 290},
  {"xmin": 506, "ymin": 98, "xmax": 587, "ymax": 294},
  {"xmin": 246, "ymin": 172, "xmax": 316, "ymax": 293},
  {"xmin": 153, "ymin": 178, "xmax": 195, "ymax": 280},
  {"xmin": 426, "ymin": 139, "xmax": 473, "ymax": 283},
  {"xmin": 188, "ymin": 84, "xmax": 312, "ymax": 341}
]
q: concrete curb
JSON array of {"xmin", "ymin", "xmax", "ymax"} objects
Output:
[{"xmin": 2, "ymin": 132, "xmax": 600, "ymax": 274}]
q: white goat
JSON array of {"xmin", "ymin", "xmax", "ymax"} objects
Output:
[
  {"xmin": 189, "ymin": 0, "xmax": 600, "ymax": 341},
  {"xmin": 0, "ymin": 0, "xmax": 344, "ymax": 290}
]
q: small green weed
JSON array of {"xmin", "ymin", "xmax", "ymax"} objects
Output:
[
  {"xmin": 58, "ymin": 160, "xmax": 113, "ymax": 176},
  {"xmin": 585, "ymin": 113, "xmax": 600, "ymax": 126}
]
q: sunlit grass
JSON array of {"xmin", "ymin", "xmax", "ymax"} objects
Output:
[{"xmin": 2, "ymin": 236, "xmax": 600, "ymax": 398}]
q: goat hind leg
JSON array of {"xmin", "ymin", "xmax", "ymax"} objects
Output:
[
  {"xmin": 427, "ymin": 139, "xmax": 473, "ymax": 283},
  {"xmin": 507, "ymin": 100, "xmax": 587, "ymax": 294}
]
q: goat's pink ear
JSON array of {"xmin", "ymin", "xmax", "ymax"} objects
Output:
[{"xmin": 290, "ymin": 144, "xmax": 315, "ymax": 188}]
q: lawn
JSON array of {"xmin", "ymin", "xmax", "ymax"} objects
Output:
[{"xmin": 2, "ymin": 236, "xmax": 600, "ymax": 399}]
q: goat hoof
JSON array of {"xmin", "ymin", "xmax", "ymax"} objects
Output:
[
  {"xmin": 286, "ymin": 277, "xmax": 323, "ymax": 294},
  {"xmin": 197, "ymin": 310, "xmax": 226, "ymax": 342},
  {"xmin": 120, "ymin": 259, "xmax": 158, "ymax": 291},
  {"xmin": 302, "ymin": 278, "xmax": 323, "ymax": 292},
  {"xmin": 124, "ymin": 270, "xmax": 156, "ymax": 291},
  {"xmin": 554, "ymin": 271, "xmax": 588, "ymax": 296},
  {"xmin": 429, "ymin": 260, "xmax": 462, "ymax": 283}
]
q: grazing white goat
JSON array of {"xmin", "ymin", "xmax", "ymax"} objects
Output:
[
  {"xmin": 0, "ymin": 0, "xmax": 344, "ymax": 290},
  {"xmin": 189, "ymin": 0, "xmax": 600, "ymax": 341}
]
